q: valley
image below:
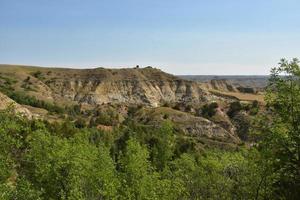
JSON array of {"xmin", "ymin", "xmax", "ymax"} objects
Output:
[{"xmin": 0, "ymin": 64, "xmax": 264, "ymax": 148}]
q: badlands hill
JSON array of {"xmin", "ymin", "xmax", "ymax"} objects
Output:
[
  {"xmin": 0, "ymin": 64, "xmax": 265, "ymax": 148},
  {"xmin": 0, "ymin": 65, "xmax": 210, "ymax": 107},
  {"xmin": 180, "ymin": 75, "xmax": 268, "ymax": 90},
  {"xmin": 180, "ymin": 75, "xmax": 266, "ymax": 102}
]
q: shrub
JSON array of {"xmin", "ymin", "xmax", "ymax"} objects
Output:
[
  {"xmin": 31, "ymin": 71, "xmax": 43, "ymax": 80},
  {"xmin": 227, "ymin": 101, "xmax": 242, "ymax": 118},
  {"xmin": 249, "ymin": 101, "xmax": 259, "ymax": 115},
  {"xmin": 74, "ymin": 117, "xmax": 86, "ymax": 128},
  {"xmin": 201, "ymin": 102, "xmax": 218, "ymax": 118}
]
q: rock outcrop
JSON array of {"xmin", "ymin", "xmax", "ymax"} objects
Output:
[
  {"xmin": 0, "ymin": 91, "xmax": 32, "ymax": 118},
  {"xmin": 29, "ymin": 67, "xmax": 212, "ymax": 107},
  {"xmin": 200, "ymin": 79, "xmax": 238, "ymax": 92},
  {"xmin": 135, "ymin": 107, "xmax": 240, "ymax": 144}
]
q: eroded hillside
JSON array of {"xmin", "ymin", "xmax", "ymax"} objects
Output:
[
  {"xmin": 0, "ymin": 91, "xmax": 32, "ymax": 118},
  {"xmin": 0, "ymin": 64, "xmax": 264, "ymax": 148},
  {"xmin": 0, "ymin": 65, "xmax": 211, "ymax": 107}
]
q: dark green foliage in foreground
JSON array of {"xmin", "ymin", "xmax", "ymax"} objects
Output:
[
  {"xmin": 0, "ymin": 109, "xmax": 267, "ymax": 200},
  {"xmin": 253, "ymin": 58, "xmax": 300, "ymax": 199}
]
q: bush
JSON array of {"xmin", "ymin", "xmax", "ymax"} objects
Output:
[
  {"xmin": 74, "ymin": 117, "xmax": 86, "ymax": 128},
  {"xmin": 31, "ymin": 71, "xmax": 44, "ymax": 80},
  {"xmin": 201, "ymin": 102, "xmax": 218, "ymax": 118},
  {"xmin": 66, "ymin": 104, "xmax": 81, "ymax": 116},
  {"xmin": 249, "ymin": 100, "xmax": 259, "ymax": 115},
  {"xmin": 227, "ymin": 101, "xmax": 242, "ymax": 118}
]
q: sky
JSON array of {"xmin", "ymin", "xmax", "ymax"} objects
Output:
[{"xmin": 1, "ymin": 0, "xmax": 300, "ymax": 75}]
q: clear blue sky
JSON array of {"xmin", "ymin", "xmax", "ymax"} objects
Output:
[{"xmin": 1, "ymin": 0, "xmax": 300, "ymax": 75}]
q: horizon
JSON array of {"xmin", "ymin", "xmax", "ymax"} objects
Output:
[
  {"xmin": 0, "ymin": 63, "xmax": 271, "ymax": 76},
  {"xmin": 1, "ymin": 0, "xmax": 300, "ymax": 75}
]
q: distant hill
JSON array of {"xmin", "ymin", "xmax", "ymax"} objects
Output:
[{"xmin": 179, "ymin": 75, "xmax": 269, "ymax": 89}]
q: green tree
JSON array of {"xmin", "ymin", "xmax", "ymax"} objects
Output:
[
  {"xmin": 227, "ymin": 101, "xmax": 242, "ymax": 118},
  {"xmin": 150, "ymin": 121, "xmax": 175, "ymax": 171},
  {"xmin": 118, "ymin": 138, "xmax": 160, "ymax": 199},
  {"xmin": 24, "ymin": 130, "xmax": 119, "ymax": 200},
  {"xmin": 201, "ymin": 102, "xmax": 218, "ymax": 118},
  {"xmin": 12, "ymin": 178, "xmax": 42, "ymax": 200},
  {"xmin": 255, "ymin": 58, "xmax": 300, "ymax": 199}
]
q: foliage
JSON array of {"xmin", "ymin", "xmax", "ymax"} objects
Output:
[
  {"xmin": 233, "ymin": 113, "xmax": 251, "ymax": 141},
  {"xmin": 171, "ymin": 150, "xmax": 263, "ymax": 200},
  {"xmin": 31, "ymin": 71, "xmax": 44, "ymax": 80},
  {"xmin": 74, "ymin": 117, "xmax": 86, "ymax": 128},
  {"xmin": 149, "ymin": 121, "xmax": 175, "ymax": 170},
  {"xmin": 249, "ymin": 100, "xmax": 260, "ymax": 115},
  {"xmin": 90, "ymin": 109, "xmax": 120, "ymax": 126},
  {"xmin": 227, "ymin": 101, "xmax": 242, "ymax": 118},
  {"xmin": 201, "ymin": 102, "xmax": 218, "ymax": 118},
  {"xmin": 0, "ymin": 108, "xmax": 273, "ymax": 200},
  {"xmin": 253, "ymin": 58, "xmax": 300, "ymax": 199}
]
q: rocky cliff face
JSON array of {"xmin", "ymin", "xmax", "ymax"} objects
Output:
[
  {"xmin": 60, "ymin": 79, "xmax": 208, "ymax": 107},
  {"xmin": 32, "ymin": 67, "xmax": 212, "ymax": 107},
  {"xmin": 180, "ymin": 75, "xmax": 268, "ymax": 91},
  {"xmin": 200, "ymin": 79, "xmax": 238, "ymax": 92}
]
